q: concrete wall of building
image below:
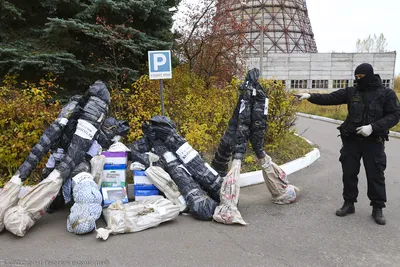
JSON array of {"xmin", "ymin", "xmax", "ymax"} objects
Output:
[{"xmin": 246, "ymin": 52, "xmax": 396, "ymax": 90}]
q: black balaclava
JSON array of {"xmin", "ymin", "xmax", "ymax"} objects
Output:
[{"xmin": 354, "ymin": 63, "xmax": 374, "ymax": 89}]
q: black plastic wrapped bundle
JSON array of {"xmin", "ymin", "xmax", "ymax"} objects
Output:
[
  {"xmin": 53, "ymin": 95, "xmax": 86, "ymax": 153},
  {"xmin": 212, "ymin": 68, "xmax": 269, "ymax": 176},
  {"xmin": 249, "ymin": 79, "xmax": 268, "ymax": 159},
  {"xmin": 126, "ymin": 137, "xmax": 151, "ymax": 168},
  {"xmin": 97, "ymin": 117, "xmax": 130, "ymax": 150},
  {"xmin": 211, "ymin": 102, "xmax": 240, "ymax": 177},
  {"xmin": 44, "ymin": 115, "xmax": 128, "ymax": 183},
  {"xmin": 233, "ymin": 91, "xmax": 252, "ymax": 160},
  {"xmin": 18, "ymin": 96, "xmax": 82, "ymax": 181},
  {"xmin": 146, "ymin": 116, "xmax": 222, "ymax": 203},
  {"xmin": 40, "ymin": 148, "xmax": 66, "ymax": 181},
  {"xmin": 151, "ymin": 140, "xmax": 217, "ymax": 221},
  {"xmin": 55, "ymin": 81, "xmax": 110, "ymax": 181}
]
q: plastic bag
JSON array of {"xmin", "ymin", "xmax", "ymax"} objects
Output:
[
  {"xmin": 17, "ymin": 97, "xmax": 81, "ymax": 181},
  {"xmin": 212, "ymin": 68, "xmax": 268, "ymax": 176},
  {"xmin": 97, "ymin": 117, "xmax": 130, "ymax": 149},
  {"xmin": 144, "ymin": 117, "xmax": 222, "ymax": 202},
  {"xmin": 151, "ymin": 141, "xmax": 218, "ymax": 220}
]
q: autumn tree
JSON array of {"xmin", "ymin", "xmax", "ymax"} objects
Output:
[
  {"xmin": 173, "ymin": 0, "xmax": 246, "ymax": 87},
  {"xmin": 356, "ymin": 33, "xmax": 388, "ymax": 53}
]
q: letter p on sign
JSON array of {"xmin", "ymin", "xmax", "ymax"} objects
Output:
[{"xmin": 148, "ymin": 50, "xmax": 172, "ymax": 80}]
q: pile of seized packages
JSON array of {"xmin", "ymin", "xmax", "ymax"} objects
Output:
[{"xmin": 0, "ymin": 69, "xmax": 298, "ymax": 240}]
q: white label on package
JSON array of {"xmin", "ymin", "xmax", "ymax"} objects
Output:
[
  {"xmin": 163, "ymin": 152, "xmax": 177, "ymax": 163},
  {"xmin": 204, "ymin": 163, "xmax": 218, "ymax": 176},
  {"xmin": 239, "ymin": 99, "xmax": 246, "ymax": 114},
  {"xmin": 178, "ymin": 195, "xmax": 186, "ymax": 205},
  {"xmin": 264, "ymin": 98, "xmax": 269, "ymax": 115},
  {"xmin": 75, "ymin": 119, "xmax": 97, "ymax": 140},
  {"xmin": 176, "ymin": 143, "xmax": 198, "ymax": 164}
]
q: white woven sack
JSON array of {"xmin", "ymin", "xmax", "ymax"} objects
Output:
[
  {"xmin": 4, "ymin": 170, "xmax": 62, "ymax": 237},
  {"xmin": 96, "ymin": 196, "xmax": 180, "ymax": 241},
  {"xmin": 0, "ymin": 175, "xmax": 22, "ymax": 232},
  {"xmin": 260, "ymin": 156, "xmax": 298, "ymax": 204},
  {"xmin": 213, "ymin": 160, "xmax": 247, "ymax": 225},
  {"xmin": 145, "ymin": 153, "xmax": 187, "ymax": 212}
]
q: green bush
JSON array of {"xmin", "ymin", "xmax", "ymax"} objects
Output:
[
  {"xmin": 395, "ymin": 75, "xmax": 400, "ymax": 93},
  {"xmin": 0, "ymin": 74, "xmax": 60, "ymax": 186},
  {"xmin": 112, "ymin": 66, "xmax": 300, "ymax": 154},
  {"xmin": 0, "ymin": 67, "xmax": 312, "ymax": 185}
]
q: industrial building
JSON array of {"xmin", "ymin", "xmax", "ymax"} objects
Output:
[
  {"xmin": 222, "ymin": 0, "xmax": 397, "ymax": 90},
  {"xmin": 246, "ymin": 52, "xmax": 396, "ymax": 91}
]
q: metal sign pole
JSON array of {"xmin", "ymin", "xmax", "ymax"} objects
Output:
[
  {"xmin": 148, "ymin": 50, "xmax": 171, "ymax": 117},
  {"xmin": 159, "ymin": 79, "xmax": 165, "ymax": 116}
]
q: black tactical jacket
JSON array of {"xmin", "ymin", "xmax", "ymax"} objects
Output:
[{"xmin": 308, "ymin": 75, "xmax": 400, "ymax": 139}]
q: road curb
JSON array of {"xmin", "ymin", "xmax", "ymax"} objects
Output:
[
  {"xmin": 296, "ymin": 112, "xmax": 400, "ymax": 139},
  {"xmin": 238, "ymin": 135, "xmax": 320, "ymax": 187}
]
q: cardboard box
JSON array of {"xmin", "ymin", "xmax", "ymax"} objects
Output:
[
  {"xmin": 101, "ymin": 151, "xmax": 128, "ymax": 165},
  {"xmin": 134, "ymin": 189, "xmax": 160, "ymax": 201},
  {"xmin": 133, "ymin": 170, "xmax": 153, "ymax": 185},
  {"xmin": 134, "ymin": 184, "xmax": 158, "ymax": 191},
  {"xmin": 102, "ymin": 164, "xmax": 126, "ymax": 187},
  {"xmin": 101, "ymin": 187, "xmax": 128, "ymax": 207}
]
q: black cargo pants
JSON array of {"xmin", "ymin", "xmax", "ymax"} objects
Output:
[{"xmin": 339, "ymin": 136, "xmax": 387, "ymax": 208}]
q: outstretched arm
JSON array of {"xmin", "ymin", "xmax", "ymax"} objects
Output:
[{"xmin": 308, "ymin": 88, "xmax": 348, "ymax": 106}]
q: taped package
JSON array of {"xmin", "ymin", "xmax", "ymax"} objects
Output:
[
  {"xmin": 260, "ymin": 156, "xmax": 298, "ymax": 204},
  {"xmin": 213, "ymin": 160, "xmax": 247, "ymax": 225},
  {"xmin": 144, "ymin": 153, "xmax": 187, "ymax": 212},
  {"xmin": 0, "ymin": 175, "xmax": 22, "ymax": 232},
  {"xmin": 150, "ymin": 141, "xmax": 218, "ymax": 221},
  {"xmin": 96, "ymin": 196, "xmax": 180, "ymax": 241},
  {"xmin": 4, "ymin": 170, "xmax": 63, "ymax": 237}
]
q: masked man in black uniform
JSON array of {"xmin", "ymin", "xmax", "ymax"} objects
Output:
[{"xmin": 297, "ymin": 63, "xmax": 400, "ymax": 225}]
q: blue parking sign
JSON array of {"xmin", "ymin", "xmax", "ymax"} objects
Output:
[{"xmin": 148, "ymin": 50, "xmax": 172, "ymax": 80}]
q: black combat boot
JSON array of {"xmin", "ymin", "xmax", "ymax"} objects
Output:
[
  {"xmin": 336, "ymin": 201, "xmax": 355, "ymax": 217},
  {"xmin": 372, "ymin": 207, "xmax": 386, "ymax": 225}
]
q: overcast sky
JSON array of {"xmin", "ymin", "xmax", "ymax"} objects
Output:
[{"xmin": 306, "ymin": 0, "xmax": 399, "ymax": 74}]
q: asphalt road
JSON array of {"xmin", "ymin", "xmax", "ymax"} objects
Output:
[{"xmin": 1, "ymin": 116, "xmax": 400, "ymax": 267}]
